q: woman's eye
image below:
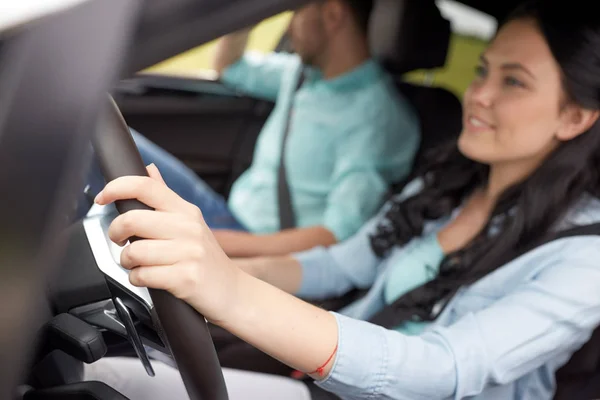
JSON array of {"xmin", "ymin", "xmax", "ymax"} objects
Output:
[
  {"xmin": 474, "ymin": 65, "xmax": 487, "ymax": 78},
  {"xmin": 504, "ymin": 76, "xmax": 526, "ymax": 88}
]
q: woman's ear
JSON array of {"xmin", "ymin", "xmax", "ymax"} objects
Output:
[{"xmin": 557, "ymin": 105, "xmax": 600, "ymax": 141}]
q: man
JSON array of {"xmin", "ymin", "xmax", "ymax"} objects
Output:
[{"xmin": 111, "ymin": 0, "xmax": 420, "ymax": 257}]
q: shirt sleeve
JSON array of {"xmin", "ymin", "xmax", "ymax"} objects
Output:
[
  {"xmin": 295, "ymin": 179, "xmax": 425, "ymax": 300},
  {"xmin": 220, "ymin": 51, "xmax": 299, "ymax": 102},
  {"xmin": 315, "ymin": 237, "xmax": 600, "ymax": 399},
  {"xmin": 322, "ymin": 108, "xmax": 419, "ymax": 242},
  {"xmin": 294, "ymin": 215, "xmax": 383, "ymax": 300}
]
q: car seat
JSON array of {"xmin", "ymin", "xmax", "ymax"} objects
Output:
[
  {"xmin": 370, "ymin": 0, "xmax": 463, "ymax": 171},
  {"xmin": 313, "ymin": 0, "xmax": 462, "ymax": 313}
]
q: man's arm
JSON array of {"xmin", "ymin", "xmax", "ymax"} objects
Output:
[
  {"xmin": 214, "ymin": 226, "xmax": 337, "ymax": 258},
  {"xmin": 233, "ymin": 255, "xmax": 303, "ymax": 294},
  {"xmin": 213, "ymin": 28, "xmax": 297, "ymax": 101},
  {"xmin": 213, "ymin": 118, "xmax": 415, "ymax": 258},
  {"xmin": 213, "ymin": 28, "xmax": 253, "ymax": 76},
  {"xmin": 233, "ymin": 211, "xmax": 388, "ymax": 299}
]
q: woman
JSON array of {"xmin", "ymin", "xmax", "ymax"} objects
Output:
[{"xmin": 85, "ymin": 1, "xmax": 600, "ymax": 398}]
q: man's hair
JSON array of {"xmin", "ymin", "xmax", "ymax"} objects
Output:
[
  {"xmin": 342, "ymin": 0, "xmax": 374, "ymax": 33},
  {"xmin": 313, "ymin": 0, "xmax": 373, "ymax": 33}
]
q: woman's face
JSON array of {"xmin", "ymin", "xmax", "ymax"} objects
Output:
[{"xmin": 458, "ymin": 18, "xmax": 567, "ymax": 168}]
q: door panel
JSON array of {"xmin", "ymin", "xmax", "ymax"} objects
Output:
[{"xmin": 113, "ymin": 73, "xmax": 274, "ymax": 196}]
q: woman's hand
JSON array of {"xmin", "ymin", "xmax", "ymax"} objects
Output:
[
  {"xmin": 95, "ymin": 166, "xmax": 339, "ymax": 379},
  {"xmin": 94, "ymin": 164, "xmax": 241, "ymax": 325}
]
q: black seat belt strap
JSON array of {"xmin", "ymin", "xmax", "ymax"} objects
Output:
[{"xmin": 277, "ymin": 66, "xmax": 306, "ymax": 230}]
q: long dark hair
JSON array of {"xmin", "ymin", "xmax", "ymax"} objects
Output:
[{"xmin": 369, "ymin": 0, "xmax": 600, "ymax": 320}]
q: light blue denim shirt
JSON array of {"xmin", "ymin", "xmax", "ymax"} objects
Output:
[
  {"xmin": 222, "ymin": 51, "xmax": 420, "ymax": 240},
  {"xmin": 295, "ymin": 179, "xmax": 600, "ymax": 399}
]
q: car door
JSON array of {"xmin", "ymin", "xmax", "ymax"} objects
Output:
[{"xmin": 113, "ymin": 74, "xmax": 274, "ymax": 197}]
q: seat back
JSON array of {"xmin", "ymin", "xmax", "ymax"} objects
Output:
[
  {"xmin": 369, "ymin": 0, "xmax": 463, "ymax": 172},
  {"xmin": 554, "ymin": 326, "xmax": 600, "ymax": 399},
  {"xmin": 369, "ymin": 0, "xmax": 452, "ymax": 75},
  {"xmin": 395, "ymin": 81, "xmax": 462, "ymax": 171}
]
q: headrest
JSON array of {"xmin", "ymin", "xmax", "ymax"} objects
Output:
[
  {"xmin": 369, "ymin": 0, "xmax": 451, "ymax": 74},
  {"xmin": 395, "ymin": 81, "xmax": 462, "ymax": 172}
]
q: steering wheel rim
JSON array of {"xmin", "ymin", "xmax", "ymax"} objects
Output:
[{"xmin": 92, "ymin": 97, "xmax": 229, "ymax": 400}]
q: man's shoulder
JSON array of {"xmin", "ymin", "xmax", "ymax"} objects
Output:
[
  {"xmin": 343, "ymin": 80, "xmax": 419, "ymax": 134},
  {"xmin": 346, "ymin": 69, "xmax": 415, "ymax": 120},
  {"xmin": 239, "ymin": 50, "xmax": 300, "ymax": 70},
  {"xmin": 264, "ymin": 50, "xmax": 301, "ymax": 65}
]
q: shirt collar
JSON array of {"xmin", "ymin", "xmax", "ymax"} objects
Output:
[{"xmin": 304, "ymin": 58, "xmax": 384, "ymax": 92}]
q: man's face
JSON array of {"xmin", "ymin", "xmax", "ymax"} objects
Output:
[{"xmin": 287, "ymin": 2, "xmax": 329, "ymax": 66}]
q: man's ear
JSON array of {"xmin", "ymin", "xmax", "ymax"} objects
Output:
[
  {"xmin": 321, "ymin": 0, "xmax": 345, "ymax": 33},
  {"xmin": 557, "ymin": 105, "xmax": 600, "ymax": 141}
]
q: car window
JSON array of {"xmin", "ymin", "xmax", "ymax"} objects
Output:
[
  {"xmin": 146, "ymin": 1, "xmax": 495, "ymax": 98},
  {"xmin": 143, "ymin": 12, "xmax": 292, "ymax": 77}
]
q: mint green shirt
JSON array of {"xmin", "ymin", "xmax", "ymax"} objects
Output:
[
  {"xmin": 222, "ymin": 51, "xmax": 420, "ymax": 240},
  {"xmin": 383, "ymin": 232, "xmax": 445, "ymax": 335}
]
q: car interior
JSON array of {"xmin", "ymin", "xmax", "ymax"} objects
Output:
[
  {"xmin": 111, "ymin": 0, "xmax": 464, "ymax": 198},
  {"xmin": 1, "ymin": 0, "xmax": 600, "ymax": 399}
]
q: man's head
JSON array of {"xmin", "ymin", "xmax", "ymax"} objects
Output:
[{"xmin": 287, "ymin": 0, "xmax": 373, "ymax": 67}]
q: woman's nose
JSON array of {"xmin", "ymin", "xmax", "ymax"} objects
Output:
[{"xmin": 468, "ymin": 78, "xmax": 496, "ymax": 109}]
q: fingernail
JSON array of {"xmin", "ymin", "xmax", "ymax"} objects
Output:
[{"xmin": 94, "ymin": 192, "xmax": 103, "ymax": 204}]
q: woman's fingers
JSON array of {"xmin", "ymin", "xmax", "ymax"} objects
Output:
[
  {"xmin": 146, "ymin": 164, "xmax": 166, "ymax": 185},
  {"xmin": 128, "ymin": 264, "xmax": 175, "ymax": 291},
  {"xmin": 108, "ymin": 209, "xmax": 200, "ymax": 245},
  {"xmin": 96, "ymin": 175, "xmax": 200, "ymax": 218},
  {"xmin": 128, "ymin": 262, "xmax": 201, "ymax": 303},
  {"xmin": 120, "ymin": 239, "xmax": 181, "ymax": 270}
]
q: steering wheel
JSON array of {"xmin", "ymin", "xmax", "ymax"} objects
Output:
[{"xmin": 91, "ymin": 98, "xmax": 229, "ymax": 400}]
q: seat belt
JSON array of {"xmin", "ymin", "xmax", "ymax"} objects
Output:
[
  {"xmin": 368, "ymin": 222, "xmax": 600, "ymax": 328},
  {"xmin": 277, "ymin": 67, "xmax": 306, "ymax": 230}
]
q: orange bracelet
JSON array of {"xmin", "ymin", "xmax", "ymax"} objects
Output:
[
  {"xmin": 290, "ymin": 344, "xmax": 339, "ymax": 379},
  {"xmin": 308, "ymin": 344, "xmax": 339, "ymax": 377}
]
